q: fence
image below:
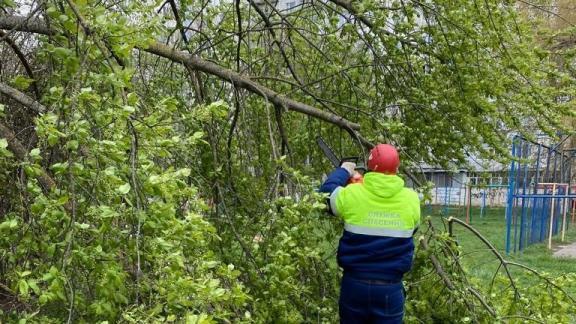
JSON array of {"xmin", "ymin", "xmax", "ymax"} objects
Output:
[
  {"xmin": 428, "ymin": 181, "xmax": 508, "ymax": 221},
  {"xmin": 505, "ymin": 135, "xmax": 576, "ymax": 253},
  {"xmin": 465, "ymin": 184, "xmax": 507, "ymax": 223}
]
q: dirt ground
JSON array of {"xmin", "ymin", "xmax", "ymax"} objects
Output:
[{"xmin": 553, "ymin": 242, "xmax": 576, "ymax": 258}]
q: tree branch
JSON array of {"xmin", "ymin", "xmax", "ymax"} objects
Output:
[
  {"xmin": 166, "ymin": 0, "xmax": 205, "ymax": 102},
  {"xmin": 0, "ymin": 14, "xmax": 54, "ymax": 36},
  {"xmin": 145, "ymin": 43, "xmax": 361, "ymax": 130},
  {"xmin": 0, "ymin": 121, "xmax": 56, "ymax": 194},
  {"xmin": 0, "ymin": 30, "xmax": 40, "ymax": 98},
  {"xmin": 0, "ymin": 15, "xmax": 360, "ymax": 131},
  {"xmin": 0, "ymin": 82, "xmax": 46, "ymax": 114}
]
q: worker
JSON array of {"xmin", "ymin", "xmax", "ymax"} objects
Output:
[{"xmin": 319, "ymin": 144, "xmax": 420, "ymax": 324}]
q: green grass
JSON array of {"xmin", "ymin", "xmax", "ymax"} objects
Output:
[{"xmin": 424, "ymin": 206, "xmax": 576, "ymax": 295}]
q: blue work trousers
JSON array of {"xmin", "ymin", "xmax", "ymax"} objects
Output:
[{"xmin": 339, "ymin": 274, "xmax": 404, "ymax": 324}]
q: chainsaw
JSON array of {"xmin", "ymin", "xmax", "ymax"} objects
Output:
[{"xmin": 316, "ymin": 136, "xmax": 365, "ymax": 184}]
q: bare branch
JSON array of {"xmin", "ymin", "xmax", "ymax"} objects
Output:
[
  {"xmin": 0, "ymin": 15, "xmax": 55, "ymax": 36},
  {"xmin": 0, "ymin": 82, "xmax": 46, "ymax": 114},
  {"xmin": 0, "ymin": 30, "xmax": 40, "ymax": 98},
  {"xmin": 146, "ymin": 43, "xmax": 361, "ymax": 130},
  {"xmin": 0, "ymin": 121, "xmax": 56, "ymax": 194}
]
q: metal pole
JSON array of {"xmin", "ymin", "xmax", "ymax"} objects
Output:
[
  {"xmin": 568, "ymin": 154, "xmax": 574, "ymax": 229},
  {"xmin": 513, "ymin": 194, "xmax": 576, "ymax": 198},
  {"xmin": 562, "ymin": 192, "xmax": 568, "ymax": 242},
  {"xmin": 560, "ymin": 149, "xmax": 566, "ymax": 184},
  {"xmin": 552, "ymin": 149, "xmax": 559, "ymax": 184},
  {"xmin": 506, "ymin": 136, "xmax": 518, "ymax": 254},
  {"xmin": 519, "ymin": 144, "xmax": 531, "ymax": 251},
  {"xmin": 540, "ymin": 149, "xmax": 551, "ymax": 242},
  {"xmin": 571, "ymin": 199, "xmax": 576, "ymax": 224},
  {"xmin": 530, "ymin": 144, "xmax": 542, "ymax": 245},
  {"xmin": 544, "ymin": 147, "xmax": 552, "ymax": 182},
  {"xmin": 541, "ymin": 194, "xmax": 548, "ymax": 242},
  {"xmin": 513, "ymin": 140, "xmax": 524, "ymax": 253}
]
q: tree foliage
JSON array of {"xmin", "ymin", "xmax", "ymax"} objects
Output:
[{"xmin": 0, "ymin": 0, "xmax": 574, "ymax": 322}]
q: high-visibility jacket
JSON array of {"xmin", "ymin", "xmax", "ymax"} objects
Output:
[{"xmin": 320, "ymin": 168, "xmax": 420, "ymax": 281}]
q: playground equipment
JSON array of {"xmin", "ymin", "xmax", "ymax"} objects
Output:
[
  {"xmin": 426, "ymin": 175, "xmax": 508, "ymax": 222},
  {"xmin": 465, "ymin": 184, "xmax": 508, "ymax": 224},
  {"xmin": 426, "ymin": 174, "xmax": 467, "ymax": 217},
  {"xmin": 505, "ymin": 135, "xmax": 576, "ymax": 254}
]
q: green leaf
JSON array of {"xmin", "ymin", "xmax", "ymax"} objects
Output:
[
  {"xmin": 75, "ymin": 223, "xmax": 90, "ymax": 230},
  {"xmin": 10, "ymin": 76, "xmax": 34, "ymax": 90},
  {"xmin": 0, "ymin": 219, "xmax": 18, "ymax": 230},
  {"xmin": 185, "ymin": 314, "xmax": 213, "ymax": 324},
  {"xmin": 95, "ymin": 14, "xmax": 107, "ymax": 25},
  {"xmin": 100, "ymin": 206, "xmax": 118, "ymax": 219},
  {"xmin": 45, "ymin": 6, "xmax": 58, "ymax": 18},
  {"xmin": 123, "ymin": 105, "xmax": 135, "ymax": 113},
  {"xmin": 29, "ymin": 148, "xmax": 41, "ymax": 158},
  {"xmin": 57, "ymin": 195, "xmax": 69, "ymax": 205},
  {"xmin": 38, "ymin": 294, "xmax": 49, "ymax": 305},
  {"xmin": 64, "ymin": 56, "xmax": 80, "ymax": 73},
  {"xmin": 1, "ymin": 0, "xmax": 16, "ymax": 8},
  {"xmin": 50, "ymin": 162, "xmax": 68, "ymax": 174},
  {"xmin": 204, "ymin": 261, "xmax": 219, "ymax": 269},
  {"xmin": 28, "ymin": 280, "xmax": 40, "ymax": 295},
  {"xmin": 18, "ymin": 279, "xmax": 29, "ymax": 296},
  {"xmin": 0, "ymin": 138, "xmax": 7, "ymax": 149},
  {"xmin": 19, "ymin": 271, "xmax": 31, "ymax": 278},
  {"xmin": 66, "ymin": 140, "xmax": 79, "ymax": 151},
  {"xmin": 127, "ymin": 92, "xmax": 139, "ymax": 106},
  {"xmin": 47, "ymin": 133, "xmax": 59, "ymax": 146},
  {"xmin": 117, "ymin": 183, "xmax": 131, "ymax": 194},
  {"xmin": 177, "ymin": 168, "xmax": 191, "ymax": 177},
  {"xmin": 58, "ymin": 14, "xmax": 69, "ymax": 23}
]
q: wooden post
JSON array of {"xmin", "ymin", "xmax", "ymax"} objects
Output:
[
  {"xmin": 466, "ymin": 184, "xmax": 471, "ymax": 224},
  {"xmin": 561, "ymin": 196, "xmax": 568, "ymax": 242},
  {"xmin": 548, "ymin": 183, "xmax": 557, "ymax": 250}
]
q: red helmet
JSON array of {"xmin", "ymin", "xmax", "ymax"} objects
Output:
[{"xmin": 367, "ymin": 144, "xmax": 400, "ymax": 174}]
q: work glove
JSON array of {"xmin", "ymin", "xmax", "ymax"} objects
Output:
[{"xmin": 341, "ymin": 162, "xmax": 356, "ymax": 177}]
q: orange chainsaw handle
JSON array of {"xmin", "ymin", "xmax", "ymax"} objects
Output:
[{"xmin": 347, "ymin": 172, "xmax": 363, "ymax": 184}]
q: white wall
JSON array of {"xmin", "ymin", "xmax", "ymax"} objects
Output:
[{"xmin": 429, "ymin": 187, "xmax": 508, "ymax": 207}]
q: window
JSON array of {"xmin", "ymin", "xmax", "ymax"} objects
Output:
[
  {"xmin": 286, "ymin": 0, "xmax": 301, "ymax": 9},
  {"xmin": 490, "ymin": 177, "xmax": 503, "ymax": 185},
  {"xmin": 434, "ymin": 173, "xmax": 452, "ymax": 187},
  {"xmin": 469, "ymin": 177, "xmax": 479, "ymax": 186}
]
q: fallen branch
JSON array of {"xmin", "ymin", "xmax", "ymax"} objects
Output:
[
  {"xmin": 0, "ymin": 15, "xmax": 360, "ymax": 131},
  {"xmin": 145, "ymin": 43, "xmax": 360, "ymax": 130},
  {"xmin": 0, "ymin": 15, "xmax": 428, "ymax": 186},
  {"xmin": 418, "ymin": 235, "xmax": 455, "ymax": 290}
]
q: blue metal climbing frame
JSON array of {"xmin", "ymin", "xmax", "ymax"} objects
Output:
[{"xmin": 505, "ymin": 135, "xmax": 576, "ymax": 254}]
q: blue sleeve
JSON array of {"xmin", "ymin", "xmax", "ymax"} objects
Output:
[{"xmin": 319, "ymin": 168, "xmax": 350, "ymax": 194}]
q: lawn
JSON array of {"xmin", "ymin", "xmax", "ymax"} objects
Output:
[{"xmin": 424, "ymin": 206, "xmax": 576, "ymax": 296}]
